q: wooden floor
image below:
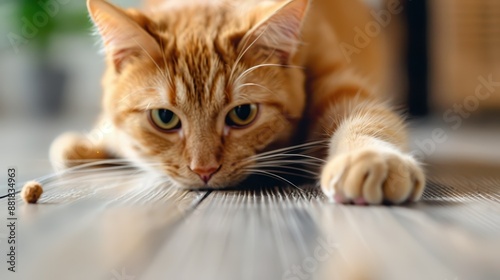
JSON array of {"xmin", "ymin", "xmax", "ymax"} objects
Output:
[{"xmin": 1, "ymin": 162, "xmax": 499, "ymax": 280}]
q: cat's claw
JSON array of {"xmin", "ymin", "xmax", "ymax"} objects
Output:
[{"xmin": 320, "ymin": 148, "xmax": 425, "ymax": 205}]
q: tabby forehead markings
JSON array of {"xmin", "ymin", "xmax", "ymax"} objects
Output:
[
  {"xmin": 174, "ymin": 76, "xmax": 186, "ymax": 105},
  {"xmin": 47, "ymin": 0, "xmax": 426, "ymax": 204},
  {"xmin": 169, "ymin": 45, "xmax": 230, "ymax": 108}
]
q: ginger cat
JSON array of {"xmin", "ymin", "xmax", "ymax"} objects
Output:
[{"xmin": 50, "ymin": 0, "xmax": 425, "ymax": 204}]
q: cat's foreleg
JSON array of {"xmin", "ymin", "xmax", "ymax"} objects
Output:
[
  {"xmin": 49, "ymin": 119, "xmax": 114, "ymax": 171},
  {"xmin": 311, "ymin": 76, "xmax": 425, "ymax": 204}
]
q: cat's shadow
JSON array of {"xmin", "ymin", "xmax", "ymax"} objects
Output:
[
  {"xmin": 194, "ymin": 173, "xmax": 315, "ymax": 192},
  {"xmin": 193, "ymin": 176, "xmax": 476, "ymax": 208}
]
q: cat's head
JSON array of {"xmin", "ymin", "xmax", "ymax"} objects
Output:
[{"xmin": 87, "ymin": 0, "xmax": 309, "ymax": 189}]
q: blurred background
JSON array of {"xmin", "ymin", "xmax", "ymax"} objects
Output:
[
  {"xmin": 1, "ymin": 0, "xmax": 499, "ymax": 186},
  {"xmin": 0, "ymin": 0, "xmax": 140, "ymax": 184}
]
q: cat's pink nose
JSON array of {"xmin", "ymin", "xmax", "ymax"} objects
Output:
[{"xmin": 190, "ymin": 165, "xmax": 220, "ymax": 183}]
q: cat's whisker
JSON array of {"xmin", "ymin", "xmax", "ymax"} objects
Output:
[
  {"xmin": 253, "ymin": 159, "xmax": 323, "ymax": 167},
  {"xmin": 56, "ymin": 158, "xmax": 134, "ymax": 169},
  {"xmin": 254, "ymin": 156, "xmax": 325, "ymax": 163},
  {"xmin": 249, "ymin": 153, "xmax": 327, "ymax": 163},
  {"xmin": 118, "ymin": 86, "xmax": 161, "ymax": 109},
  {"xmin": 38, "ymin": 172, "xmax": 146, "ymax": 193},
  {"xmin": 117, "ymin": 176, "xmax": 176, "ymax": 205},
  {"xmin": 58, "ymin": 158, "xmax": 133, "ymax": 163},
  {"xmin": 247, "ymin": 140, "xmax": 327, "ymax": 159},
  {"xmin": 62, "ymin": 165, "xmax": 135, "ymax": 174},
  {"xmin": 35, "ymin": 169, "xmax": 134, "ymax": 187},
  {"xmin": 44, "ymin": 170, "xmax": 144, "ymax": 185},
  {"xmin": 251, "ymin": 169, "xmax": 318, "ymax": 180},
  {"xmin": 251, "ymin": 165, "xmax": 319, "ymax": 176},
  {"xmin": 36, "ymin": 159, "xmax": 156, "ymax": 184},
  {"xmin": 244, "ymin": 170, "xmax": 308, "ymax": 198},
  {"xmin": 235, "ymin": 83, "xmax": 277, "ymax": 95},
  {"xmin": 247, "ymin": 168, "xmax": 315, "ymax": 180},
  {"xmin": 228, "ymin": 24, "xmax": 272, "ymax": 84},
  {"xmin": 243, "ymin": 169, "xmax": 302, "ymax": 191},
  {"xmin": 262, "ymin": 170, "xmax": 316, "ymax": 180},
  {"xmin": 233, "ymin": 63, "xmax": 303, "ymax": 86},
  {"xmin": 253, "ymin": 157, "xmax": 324, "ymax": 167},
  {"xmin": 132, "ymin": 38, "xmax": 171, "ymax": 88}
]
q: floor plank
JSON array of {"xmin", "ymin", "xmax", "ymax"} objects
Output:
[
  {"xmin": 0, "ymin": 168, "xmax": 206, "ymax": 280},
  {"xmin": 0, "ymin": 167, "xmax": 499, "ymax": 280}
]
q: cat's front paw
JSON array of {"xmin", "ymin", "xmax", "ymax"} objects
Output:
[
  {"xmin": 50, "ymin": 132, "xmax": 110, "ymax": 171},
  {"xmin": 320, "ymin": 148, "xmax": 425, "ymax": 205}
]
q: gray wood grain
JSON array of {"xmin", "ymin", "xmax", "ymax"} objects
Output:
[
  {"xmin": 0, "ymin": 167, "xmax": 499, "ymax": 280},
  {"xmin": 0, "ymin": 168, "xmax": 206, "ymax": 280}
]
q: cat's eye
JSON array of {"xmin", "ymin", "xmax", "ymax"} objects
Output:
[
  {"xmin": 150, "ymin": 109, "xmax": 181, "ymax": 131},
  {"xmin": 226, "ymin": 104, "xmax": 258, "ymax": 127}
]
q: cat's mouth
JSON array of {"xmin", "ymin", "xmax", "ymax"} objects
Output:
[{"xmin": 169, "ymin": 167, "xmax": 250, "ymax": 190}]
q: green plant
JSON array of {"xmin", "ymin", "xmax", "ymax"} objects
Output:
[{"xmin": 16, "ymin": 0, "xmax": 91, "ymax": 52}]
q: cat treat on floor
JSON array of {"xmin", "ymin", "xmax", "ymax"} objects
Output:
[{"xmin": 21, "ymin": 180, "xmax": 44, "ymax": 204}]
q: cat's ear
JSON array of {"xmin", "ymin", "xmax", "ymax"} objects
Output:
[
  {"xmin": 242, "ymin": 0, "xmax": 309, "ymax": 62},
  {"xmin": 87, "ymin": 0, "xmax": 161, "ymax": 72}
]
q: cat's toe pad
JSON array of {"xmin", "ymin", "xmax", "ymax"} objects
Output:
[{"xmin": 320, "ymin": 148, "xmax": 425, "ymax": 205}]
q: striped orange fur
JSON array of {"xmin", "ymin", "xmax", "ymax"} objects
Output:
[{"xmin": 50, "ymin": 0, "xmax": 425, "ymax": 204}]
